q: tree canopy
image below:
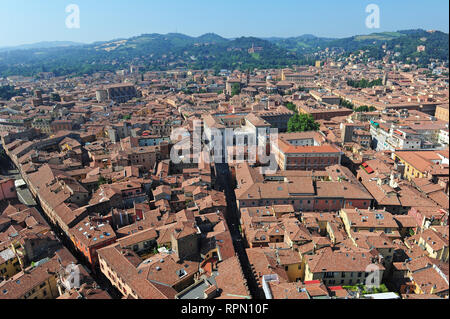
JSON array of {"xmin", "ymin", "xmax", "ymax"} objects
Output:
[
  {"xmin": 354, "ymin": 105, "xmax": 377, "ymax": 112},
  {"xmin": 287, "ymin": 113, "xmax": 320, "ymax": 132},
  {"xmin": 347, "ymin": 78, "xmax": 382, "ymax": 88},
  {"xmin": 285, "ymin": 102, "xmax": 298, "ymax": 113},
  {"xmin": 231, "ymin": 83, "xmax": 241, "ymax": 96},
  {"xmin": 340, "ymin": 98, "xmax": 355, "ymax": 109},
  {"xmin": 0, "ymin": 85, "xmax": 25, "ymax": 100}
]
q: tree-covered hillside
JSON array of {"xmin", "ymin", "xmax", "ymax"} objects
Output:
[{"xmin": 0, "ymin": 29, "xmax": 447, "ymax": 78}]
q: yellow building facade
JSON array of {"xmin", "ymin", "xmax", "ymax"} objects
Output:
[{"xmin": 0, "ymin": 249, "xmax": 22, "ymax": 280}]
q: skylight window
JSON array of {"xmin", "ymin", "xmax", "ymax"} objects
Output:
[{"xmin": 177, "ymin": 269, "xmax": 187, "ymax": 278}]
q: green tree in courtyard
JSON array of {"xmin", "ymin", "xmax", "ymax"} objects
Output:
[
  {"xmin": 285, "ymin": 102, "xmax": 298, "ymax": 113},
  {"xmin": 287, "ymin": 113, "xmax": 320, "ymax": 132},
  {"xmin": 231, "ymin": 83, "xmax": 241, "ymax": 96}
]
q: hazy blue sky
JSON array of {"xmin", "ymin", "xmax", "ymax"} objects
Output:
[{"xmin": 0, "ymin": 0, "xmax": 448, "ymax": 47}]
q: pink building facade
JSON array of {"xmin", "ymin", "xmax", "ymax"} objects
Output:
[{"xmin": 0, "ymin": 179, "xmax": 17, "ymax": 201}]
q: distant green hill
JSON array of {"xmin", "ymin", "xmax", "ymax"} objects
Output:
[
  {"xmin": 270, "ymin": 29, "xmax": 448, "ymax": 64},
  {"xmin": 0, "ymin": 41, "xmax": 84, "ymax": 52},
  {"xmin": 332, "ymin": 29, "xmax": 449, "ymax": 65},
  {"xmin": 0, "ymin": 29, "xmax": 447, "ymax": 77},
  {"xmin": 353, "ymin": 31, "xmax": 405, "ymax": 41},
  {"xmin": 268, "ymin": 34, "xmax": 336, "ymax": 53}
]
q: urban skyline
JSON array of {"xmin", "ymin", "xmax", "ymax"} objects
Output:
[{"xmin": 0, "ymin": 0, "xmax": 448, "ymax": 307}]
